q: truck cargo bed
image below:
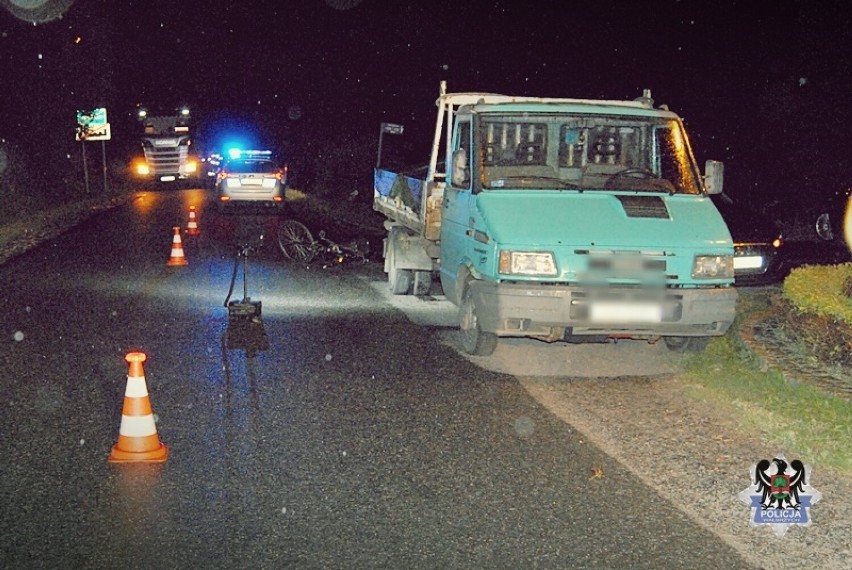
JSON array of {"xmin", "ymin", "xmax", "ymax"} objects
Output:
[{"xmin": 373, "ymin": 168, "xmax": 443, "ymax": 240}]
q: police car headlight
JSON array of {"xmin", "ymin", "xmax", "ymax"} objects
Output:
[
  {"xmin": 692, "ymin": 255, "xmax": 734, "ymax": 279},
  {"xmin": 499, "ymin": 251, "xmax": 557, "ymax": 276}
]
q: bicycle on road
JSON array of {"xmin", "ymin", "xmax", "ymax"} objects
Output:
[{"xmin": 276, "ymin": 219, "xmax": 369, "ymax": 264}]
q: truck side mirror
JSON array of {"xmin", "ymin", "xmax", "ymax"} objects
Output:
[
  {"xmin": 450, "ymin": 148, "xmax": 470, "ymax": 188},
  {"xmin": 704, "ymin": 159, "xmax": 724, "ymax": 195}
]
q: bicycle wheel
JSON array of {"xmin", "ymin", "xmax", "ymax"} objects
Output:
[{"xmin": 277, "ymin": 219, "xmax": 316, "ymax": 262}]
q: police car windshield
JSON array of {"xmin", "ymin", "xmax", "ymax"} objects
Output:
[{"xmin": 226, "ymin": 159, "xmax": 276, "ymax": 174}]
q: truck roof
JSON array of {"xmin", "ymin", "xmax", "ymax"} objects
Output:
[{"xmin": 438, "ymin": 92, "xmax": 678, "ymax": 118}]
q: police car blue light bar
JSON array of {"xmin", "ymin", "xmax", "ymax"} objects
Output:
[{"xmin": 226, "ymin": 148, "xmax": 272, "ymax": 159}]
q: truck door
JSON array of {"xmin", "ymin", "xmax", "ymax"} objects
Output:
[{"xmin": 440, "ymin": 119, "xmax": 473, "ymax": 304}]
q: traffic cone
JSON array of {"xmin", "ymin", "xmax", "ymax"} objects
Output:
[
  {"xmin": 185, "ymin": 206, "xmax": 200, "ymax": 236},
  {"xmin": 166, "ymin": 226, "xmax": 188, "ymax": 266},
  {"xmin": 108, "ymin": 352, "xmax": 168, "ymax": 463}
]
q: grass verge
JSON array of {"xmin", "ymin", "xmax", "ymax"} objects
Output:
[
  {"xmin": 682, "ymin": 293, "xmax": 852, "ymax": 474},
  {"xmin": 0, "ymin": 183, "xmax": 135, "ymax": 258}
]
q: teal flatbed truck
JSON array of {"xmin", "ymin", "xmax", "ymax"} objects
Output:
[{"xmin": 374, "ymin": 82, "xmax": 737, "ymax": 356}]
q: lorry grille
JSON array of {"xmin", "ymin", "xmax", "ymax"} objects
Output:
[
  {"xmin": 616, "ymin": 195, "xmax": 670, "ymax": 219},
  {"xmin": 574, "ymin": 249, "xmax": 674, "ymax": 281},
  {"xmin": 142, "ymin": 145, "xmax": 188, "ymax": 175}
]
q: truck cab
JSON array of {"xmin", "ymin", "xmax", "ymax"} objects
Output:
[
  {"xmin": 132, "ymin": 107, "xmax": 201, "ymax": 183},
  {"xmin": 376, "ymin": 85, "xmax": 737, "ymax": 356}
]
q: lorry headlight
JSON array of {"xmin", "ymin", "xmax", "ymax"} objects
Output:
[
  {"xmin": 692, "ymin": 255, "xmax": 734, "ymax": 279},
  {"xmin": 135, "ymin": 162, "xmax": 150, "ymax": 176},
  {"xmin": 499, "ymin": 251, "xmax": 557, "ymax": 276},
  {"xmin": 184, "ymin": 160, "xmax": 198, "ymax": 174}
]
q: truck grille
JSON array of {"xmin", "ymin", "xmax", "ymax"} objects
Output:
[
  {"xmin": 143, "ymin": 145, "xmax": 188, "ymax": 175},
  {"xmin": 574, "ymin": 249, "xmax": 675, "ymax": 281}
]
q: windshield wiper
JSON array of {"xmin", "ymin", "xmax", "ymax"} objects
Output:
[
  {"xmin": 487, "ymin": 175, "xmax": 580, "ymax": 190},
  {"xmin": 603, "ymin": 168, "xmax": 676, "ymax": 194}
]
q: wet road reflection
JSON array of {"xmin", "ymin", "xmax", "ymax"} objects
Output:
[{"xmin": 0, "ymin": 190, "xmax": 751, "ymax": 569}]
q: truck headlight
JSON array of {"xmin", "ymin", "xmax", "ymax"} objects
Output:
[
  {"xmin": 499, "ymin": 251, "xmax": 557, "ymax": 276},
  {"xmin": 692, "ymin": 254, "xmax": 734, "ymax": 279}
]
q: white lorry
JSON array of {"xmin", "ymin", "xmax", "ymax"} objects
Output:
[{"xmin": 132, "ymin": 107, "xmax": 200, "ymax": 183}]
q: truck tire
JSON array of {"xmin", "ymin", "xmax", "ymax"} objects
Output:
[
  {"xmin": 387, "ymin": 246, "xmax": 412, "ymax": 295},
  {"xmin": 389, "ymin": 267, "xmax": 412, "ymax": 295},
  {"xmin": 413, "ymin": 271, "xmax": 432, "ymax": 296},
  {"xmin": 663, "ymin": 336, "xmax": 710, "ymax": 352},
  {"xmin": 459, "ymin": 285, "xmax": 497, "ymax": 356}
]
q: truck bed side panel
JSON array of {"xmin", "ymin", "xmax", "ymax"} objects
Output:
[{"xmin": 373, "ymin": 169, "xmax": 425, "ymax": 232}]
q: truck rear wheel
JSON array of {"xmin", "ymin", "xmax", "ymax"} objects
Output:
[
  {"xmin": 663, "ymin": 336, "xmax": 710, "ymax": 352},
  {"xmin": 387, "ymin": 246, "xmax": 412, "ymax": 295},
  {"xmin": 413, "ymin": 271, "xmax": 432, "ymax": 296},
  {"xmin": 459, "ymin": 285, "xmax": 497, "ymax": 356},
  {"xmin": 389, "ymin": 268, "xmax": 412, "ymax": 295}
]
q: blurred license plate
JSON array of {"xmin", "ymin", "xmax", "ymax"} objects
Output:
[
  {"xmin": 240, "ymin": 178, "xmax": 262, "ymax": 185},
  {"xmin": 590, "ymin": 302, "xmax": 662, "ymax": 323},
  {"xmin": 734, "ymin": 256, "xmax": 763, "ymax": 269},
  {"xmin": 160, "ymin": 175, "xmax": 176, "ymax": 182}
]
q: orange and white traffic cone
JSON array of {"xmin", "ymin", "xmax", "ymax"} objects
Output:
[
  {"xmin": 166, "ymin": 226, "xmax": 188, "ymax": 266},
  {"xmin": 108, "ymin": 352, "xmax": 168, "ymax": 463},
  {"xmin": 185, "ymin": 206, "xmax": 200, "ymax": 236}
]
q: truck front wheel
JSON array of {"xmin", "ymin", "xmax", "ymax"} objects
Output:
[{"xmin": 459, "ymin": 285, "xmax": 497, "ymax": 356}]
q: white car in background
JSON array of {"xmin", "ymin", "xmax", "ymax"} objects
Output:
[{"xmin": 215, "ymin": 150, "xmax": 287, "ymax": 213}]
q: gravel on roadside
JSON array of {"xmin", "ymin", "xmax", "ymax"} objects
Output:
[{"xmin": 521, "ymin": 370, "xmax": 851, "ymax": 570}]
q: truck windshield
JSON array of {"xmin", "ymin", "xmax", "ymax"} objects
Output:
[{"xmin": 478, "ymin": 114, "xmax": 702, "ymax": 195}]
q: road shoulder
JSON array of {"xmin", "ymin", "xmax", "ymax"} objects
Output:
[
  {"xmin": 374, "ymin": 282, "xmax": 851, "ymax": 569},
  {"xmin": 521, "ymin": 374, "xmax": 852, "ymax": 570}
]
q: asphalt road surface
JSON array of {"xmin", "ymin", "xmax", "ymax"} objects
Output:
[{"xmin": 0, "ymin": 189, "xmax": 751, "ymax": 569}]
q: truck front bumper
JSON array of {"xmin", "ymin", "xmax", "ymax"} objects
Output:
[{"xmin": 470, "ymin": 280, "xmax": 737, "ymax": 340}]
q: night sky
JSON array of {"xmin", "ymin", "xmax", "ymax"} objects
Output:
[{"xmin": 1, "ymin": 0, "xmax": 851, "ymax": 212}]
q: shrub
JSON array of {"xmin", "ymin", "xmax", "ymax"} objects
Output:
[
  {"xmin": 783, "ymin": 263, "xmax": 852, "ymax": 324},
  {"xmin": 780, "ymin": 263, "xmax": 852, "ymax": 367}
]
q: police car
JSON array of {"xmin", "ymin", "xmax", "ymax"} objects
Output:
[{"xmin": 214, "ymin": 149, "xmax": 287, "ymax": 213}]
